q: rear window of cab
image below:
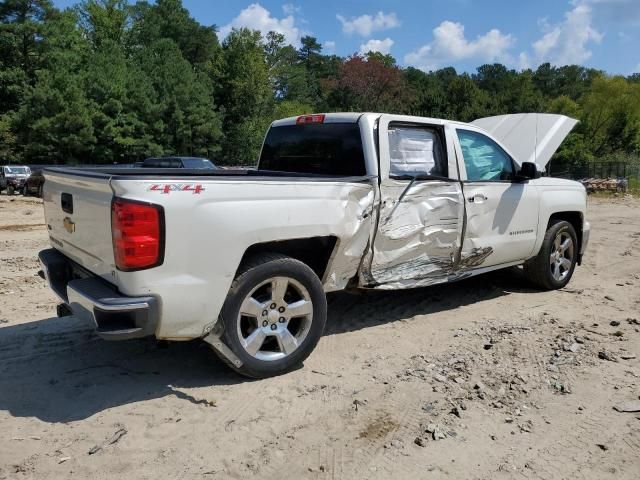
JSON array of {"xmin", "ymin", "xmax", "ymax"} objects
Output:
[{"xmin": 259, "ymin": 123, "xmax": 366, "ymax": 176}]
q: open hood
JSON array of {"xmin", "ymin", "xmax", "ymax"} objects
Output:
[{"xmin": 471, "ymin": 113, "xmax": 578, "ymax": 170}]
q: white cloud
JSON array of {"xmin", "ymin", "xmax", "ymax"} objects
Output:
[
  {"xmin": 324, "ymin": 40, "xmax": 336, "ymax": 53},
  {"xmin": 359, "ymin": 38, "xmax": 394, "ymax": 55},
  {"xmin": 337, "ymin": 11, "xmax": 400, "ymax": 37},
  {"xmin": 282, "ymin": 3, "xmax": 300, "ymax": 15},
  {"xmin": 529, "ymin": 5, "xmax": 602, "ymax": 66},
  {"xmin": 404, "ymin": 21, "xmax": 515, "ymax": 71},
  {"xmin": 220, "ymin": 3, "xmax": 302, "ymax": 46},
  {"xmin": 634, "ymin": 63, "xmax": 640, "ymax": 73}
]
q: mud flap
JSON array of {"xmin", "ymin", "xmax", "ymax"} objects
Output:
[{"xmin": 203, "ymin": 326, "xmax": 243, "ymax": 369}]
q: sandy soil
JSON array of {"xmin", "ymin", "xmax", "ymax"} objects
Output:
[{"xmin": 1, "ymin": 193, "xmax": 639, "ymax": 480}]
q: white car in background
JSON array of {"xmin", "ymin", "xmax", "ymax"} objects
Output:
[{"xmin": 0, "ymin": 165, "xmax": 31, "ymax": 195}]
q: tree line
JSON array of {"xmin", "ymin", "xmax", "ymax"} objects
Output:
[{"xmin": 1, "ymin": 0, "xmax": 639, "ymax": 170}]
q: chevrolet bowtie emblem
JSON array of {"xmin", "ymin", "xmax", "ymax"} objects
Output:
[{"xmin": 63, "ymin": 216, "xmax": 75, "ymax": 233}]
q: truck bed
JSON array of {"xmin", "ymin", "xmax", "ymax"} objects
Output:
[{"xmin": 41, "ymin": 166, "xmax": 376, "ymax": 338}]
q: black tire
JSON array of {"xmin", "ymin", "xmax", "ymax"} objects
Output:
[
  {"xmin": 215, "ymin": 253, "xmax": 327, "ymax": 378},
  {"xmin": 7, "ymin": 185, "xmax": 14, "ymax": 196},
  {"xmin": 22, "ymin": 185, "xmax": 28, "ymax": 196},
  {"xmin": 37, "ymin": 185, "xmax": 43, "ymax": 198},
  {"xmin": 524, "ymin": 219, "xmax": 578, "ymax": 290}
]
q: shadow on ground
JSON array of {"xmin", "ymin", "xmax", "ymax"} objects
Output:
[
  {"xmin": 325, "ymin": 266, "xmax": 537, "ymax": 335},
  {"xmin": 0, "ymin": 267, "xmax": 536, "ymax": 423}
]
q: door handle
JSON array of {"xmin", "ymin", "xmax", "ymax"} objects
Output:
[{"xmin": 468, "ymin": 193, "xmax": 487, "ymax": 203}]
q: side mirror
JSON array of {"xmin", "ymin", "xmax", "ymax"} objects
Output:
[{"xmin": 516, "ymin": 161, "xmax": 541, "ymax": 181}]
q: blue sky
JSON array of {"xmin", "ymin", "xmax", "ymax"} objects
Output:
[{"xmin": 53, "ymin": 0, "xmax": 640, "ymax": 74}]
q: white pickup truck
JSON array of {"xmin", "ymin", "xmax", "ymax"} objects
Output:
[{"xmin": 39, "ymin": 112, "xmax": 590, "ymax": 378}]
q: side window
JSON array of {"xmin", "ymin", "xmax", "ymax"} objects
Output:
[
  {"xmin": 388, "ymin": 125, "xmax": 447, "ymax": 177},
  {"xmin": 457, "ymin": 129, "xmax": 514, "ymax": 181}
]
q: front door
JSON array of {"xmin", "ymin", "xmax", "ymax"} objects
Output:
[
  {"xmin": 361, "ymin": 116, "xmax": 465, "ymax": 289},
  {"xmin": 454, "ymin": 128, "xmax": 540, "ymax": 268}
]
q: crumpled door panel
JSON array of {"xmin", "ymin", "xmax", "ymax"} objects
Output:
[{"xmin": 361, "ymin": 181, "xmax": 466, "ymax": 289}]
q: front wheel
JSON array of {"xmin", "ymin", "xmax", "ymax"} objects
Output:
[
  {"xmin": 215, "ymin": 253, "xmax": 327, "ymax": 378},
  {"xmin": 7, "ymin": 185, "xmax": 14, "ymax": 196},
  {"xmin": 524, "ymin": 220, "xmax": 578, "ymax": 290}
]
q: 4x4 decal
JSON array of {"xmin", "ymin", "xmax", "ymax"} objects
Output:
[{"xmin": 148, "ymin": 184, "xmax": 205, "ymax": 194}]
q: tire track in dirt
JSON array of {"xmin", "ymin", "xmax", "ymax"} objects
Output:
[
  {"xmin": 519, "ymin": 402, "xmax": 627, "ymax": 479},
  {"xmin": 241, "ymin": 375, "xmax": 423, "ymax": 479}
]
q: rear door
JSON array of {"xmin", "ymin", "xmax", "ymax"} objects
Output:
[
  {"xmin": 362, "ymin": 115, "xmax": 465, "ymax": 288},
  {"xmin": 454, "ymin": 127, "xmax": 539, "ymax": 267}
]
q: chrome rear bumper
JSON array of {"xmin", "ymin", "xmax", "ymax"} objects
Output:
[{"xmin": 38, "ymin": 248, "xmax": 158, "ymax": 340}]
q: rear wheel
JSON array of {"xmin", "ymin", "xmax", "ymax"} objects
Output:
[
  {"xmin": 524, "ymin": 220, "xmax": 578, "ymax": 290},
  {"xmin": 215, "ymin": 253, "xmax": 327, "ymax": 378}
]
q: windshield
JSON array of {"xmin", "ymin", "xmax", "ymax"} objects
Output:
[
  {"xmin": 141, "ymin": 157, "xmax": 215, "ymax": 169},
  {"xmin": 5, "ymin": 167, "xmax": 30, "ymax": 175},
  {"xmin": 259, "ymin": 123, "xmax": 366, "ymax": 176},
  {"xmin": 181, "ymin": 158, "xmax": 216, "ymax": 169}
]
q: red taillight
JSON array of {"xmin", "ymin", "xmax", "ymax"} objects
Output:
[
  {"xmin": 111, "ymin": 198, "xmax": 163, "ymax": 271},
  {"xmin": 296, "ymin": 114, "xmax": 325, "ymax": 125}
]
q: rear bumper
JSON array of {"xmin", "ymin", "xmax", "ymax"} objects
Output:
[{"xmin": 38, "ymin": 248, "xmax": 159, "ymax": 340}]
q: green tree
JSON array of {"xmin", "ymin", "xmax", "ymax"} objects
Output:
[
  {"xmin": 78, "ymin": 0, "xmax": 129, "ymax": 49},
  {"xmin": 130, "ymin": 0, "xmax": 221, "ymax": 69},
  {"xmin": 0, "ymin": 0, "xmax": 57, "ymax": 161},
  {"xmin": 365, "ymin": 51, "xmax": 397, "ymax": 68},
  {"xmin": 264, "ymin": 31, "xmax": 312, "ymax": 103},
  {"xmin": 579, "ymin": 76, "xmax": 640, "ymax": 155},
  {"xmin": 16, "ymin": 10, "xmax": 96, "ymax": 163},
  {"xmin": 404, "ymin": 67, "xmax": 450, "ymax": 118},
  {"xmin": 135, "ymin": 38, "xmax": 223, "ymax": 159},
  {"xmin": 0, "ymin": 0, "xmax": 56, "ymax": 94},
  {"xmin": 533, "ymin": 63, "xmax": 602, "ymax": 101},
  {"xmin": 219, "ymin": 28, "xmax": 272, "ymax": 165},
  {"xmin": 445, "ymin": 74, "xmax": 490, "ymax": 121},
  {"xmin": 473, "ymin": 64, "xmax": 543, "ymax": 114},
  {"xmin": 0, "ymin": 113, "xmax": 18, "ymax": 162}
]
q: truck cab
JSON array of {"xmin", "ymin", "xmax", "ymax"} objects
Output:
[{"xmin": 260, "ymin": 113, "xmax": 588, "ymax": 289}]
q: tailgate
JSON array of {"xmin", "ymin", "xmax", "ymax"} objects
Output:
[{"xmin": 43, "ymin": 169, "xmax": 115, "ymax": 279}]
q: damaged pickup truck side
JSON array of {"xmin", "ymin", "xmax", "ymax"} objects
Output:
[{"xmin": 39, "ymin": 112, "xmax": 590, "ymax": 378}]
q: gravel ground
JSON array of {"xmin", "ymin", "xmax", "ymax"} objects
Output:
[{"xmin": 1, "ymin": 193, "xmax": 639, "ymax": 480}]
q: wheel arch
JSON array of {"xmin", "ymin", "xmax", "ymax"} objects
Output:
[
  {"xmin": 547, "ymin": 211, "xmax": 583, "ymax": 255},
  {"xmin": 238, "ymin": 236, "xmax": 339, "ymax": 283}
]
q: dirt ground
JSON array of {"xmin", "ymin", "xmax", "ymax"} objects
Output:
[{"xmin": 1, "ymin": 193, "xmax": 639, "ymax": 480}]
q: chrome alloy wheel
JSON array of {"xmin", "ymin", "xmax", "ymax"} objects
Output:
[
  {"xmin": 550, "ymin": 231, "xmax": 574, "ymax": 282},
  {"xmin": 236, "ymin": 276, "xmax": 313, "ymax": 361}
]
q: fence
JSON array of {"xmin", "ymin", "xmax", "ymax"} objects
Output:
[
  {"xmin": 550, "ymin": 161, "xmax": 640, "ymax": 181},
  {"xmin": 548, "ymin": 161, "xmax": 640, "ymax": 193}
]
